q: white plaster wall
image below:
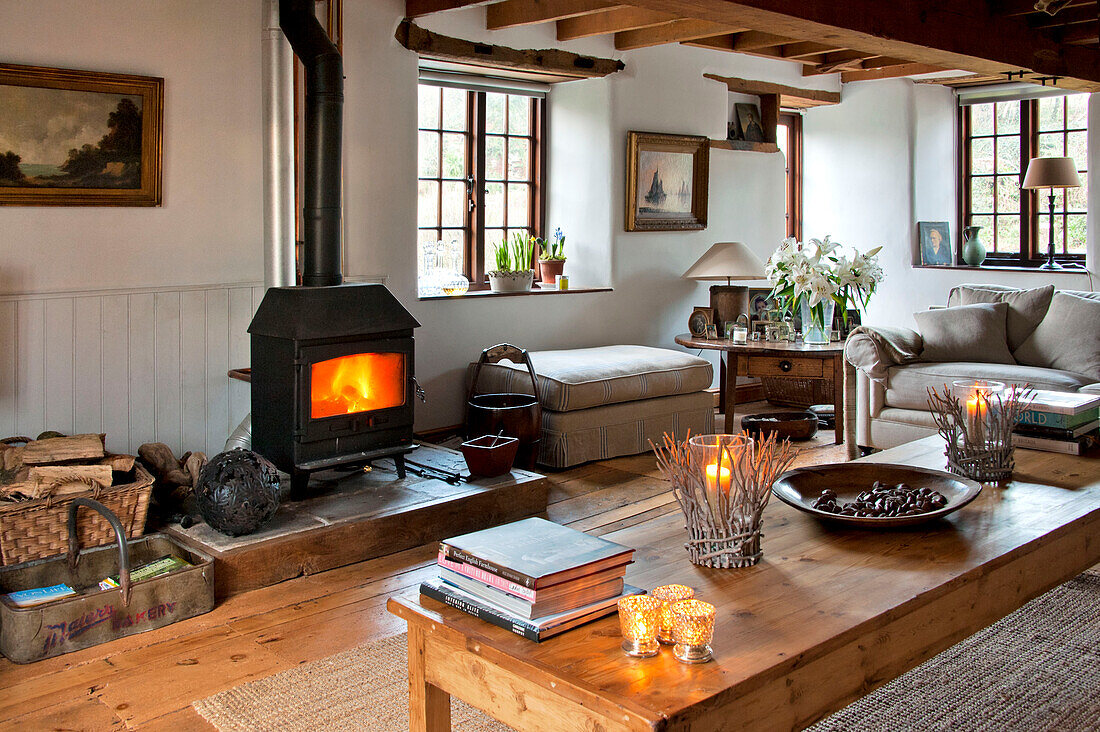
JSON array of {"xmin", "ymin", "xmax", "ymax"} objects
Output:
[
  {"xmin": 0, "ymin": 0, "xmax": 263, "ymax": 295},
  {"xmin": 803, "ymin": 79, "xmax": 1095, "ymax": 331}
]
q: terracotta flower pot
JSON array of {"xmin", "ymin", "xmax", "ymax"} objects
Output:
[{"xmin": 538, "ymin": 259, "xmax": 565, "ymax": 284}]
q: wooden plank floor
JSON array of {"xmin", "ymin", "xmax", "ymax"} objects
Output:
[{"xmin": 0, "ymin": 404, "xmax": 846, "ymax": 731}]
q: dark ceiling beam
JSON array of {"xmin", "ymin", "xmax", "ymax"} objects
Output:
[
  {"xmin": 621, "ymin": 0, "xmax": 1100, "ymax": 90},
  {"xmin": 486, "ymin": 0, "xmax": 626, "ymax": 30},
  {"xmin": 406, "ymin": 0, "xmax": 493, "ymax": 17},
  {"xmin": 557, "ymin": 7, "xmax": 679, "ymax": 39}
]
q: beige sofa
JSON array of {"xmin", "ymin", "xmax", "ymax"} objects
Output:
[{"xmin": 843, "ymin": 284, "xmax": 1100, "ymax": 457}]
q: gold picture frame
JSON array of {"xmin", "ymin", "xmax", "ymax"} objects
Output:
[
  {"xmin": 625, "ymin": 131, "xmax": 709, "ymax": 232},
  {"xmin": 0, "ymin": 63, "xmax": 163, "ymax": 206}
]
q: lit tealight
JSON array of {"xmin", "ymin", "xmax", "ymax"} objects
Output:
[
  {"xmin": 669, "ymin": 599, "xmax": 717, "ymax": 664},
  {"xmin": 652, "ymin": 584, "xmax": 695, "ymax": 644},
  {"xmin": 617, "ymin": 595, "xmax": 662, "ymax": 658}
]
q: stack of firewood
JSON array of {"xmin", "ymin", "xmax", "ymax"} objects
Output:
[{"xmin": 0, "ymin": 433, "xmax": 135, "ymax": 501}]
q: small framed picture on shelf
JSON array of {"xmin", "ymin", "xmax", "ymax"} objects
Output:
[
  {"xmin": 735, "ymin": 103, "xmax": 766, "ymax": 143},
  {"xmin": 918, "ymin": 221, "xmax": 953, "ymax": 266},
  {"xmin": 704, "ymin": 324, "xmax": 719, "ymax": 339}
]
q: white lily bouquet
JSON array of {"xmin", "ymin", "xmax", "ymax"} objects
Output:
[{"xmin": 765, "ymin": 235, "xmax": 884, "ymax": 344}]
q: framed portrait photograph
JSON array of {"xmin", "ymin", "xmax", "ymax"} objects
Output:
[
  {"xmin": 918, "ymin": 221, "xmax": 953, "ymax": 266},
  {"xmin": 625, "ymin": 131, "xmax": 709, "ymax": 232},
  {"xmin": 0, "ymin": 63, "xmax": 163, "ymax": 206},
  {"xmin": 704, "ymin": 324, "xmax": 719, "ymax": 339},
  {"xmin": 747, "ymin": 287, "xmax": 778, "ymax": 322}
]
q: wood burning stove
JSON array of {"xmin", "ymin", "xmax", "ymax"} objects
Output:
[{"xmin": 249, "ymin": 284, "xmax": 421, "ymax": 493}]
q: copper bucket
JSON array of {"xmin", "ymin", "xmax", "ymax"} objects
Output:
[{"xmin": 465, "ymin": 344, "xmax": 542, "ymax": 469}]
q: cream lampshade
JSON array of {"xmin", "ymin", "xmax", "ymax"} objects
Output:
[
  {"xmin": 1022, "ymin": 156, "xmax": 1081, "ymax": 270},
  {"xmin": 682, "ymin": 242, "xmax": 768, "ymax": 332}
]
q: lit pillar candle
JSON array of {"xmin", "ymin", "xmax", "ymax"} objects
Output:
[
  {"xmin": 670, "ymin": 599, "xmax": 717, "ymax": 664},
  {"xmin": 652, "ymin": 584, "xmax": 695, "ymax": 644},
  {"xmin": 953, "ymin": 380, "xmax": 1004, "ymax": 447},
  {"xmin": 617, "ymin": 595, "xmax": 662, "ymax": 658},
  {"xmin": 705, "ymin": 461, "xmax": 732, "ymax": 496}
]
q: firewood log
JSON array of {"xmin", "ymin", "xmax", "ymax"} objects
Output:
[
  {"xmin": 100, "ymin": 454, "xmax": 137, "ymax": 473},
  {"xmin": 22, "ymin": 433, "xmax": 106, "ymax": 465},
  {"xmin": 29, "ymin": 465, "xmax": 113, "ymax": 494}
]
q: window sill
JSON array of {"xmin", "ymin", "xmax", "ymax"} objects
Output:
[
  {"xmin": 419, "ymin": 286, "xmax": 612, "ymax": 301},
  {"xmin": 911, "ymin": 263, "xmax": 1089, "ymax": 275}
]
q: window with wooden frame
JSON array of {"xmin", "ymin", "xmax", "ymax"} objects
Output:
[
  {"xmin": 957, "ymin": 93, "xmax": 1087, "ymax": 266},
  {"xmin": 776, "ymin": 112, "xmax": 803, "ymax": 241},
  {"xmin": 417, "ymin": 77, "xmax": 546, "ymax": 291}
]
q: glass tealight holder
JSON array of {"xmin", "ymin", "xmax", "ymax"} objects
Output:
[
  {"xmin": 669, "ymin": 599, "xmax": 717, "ymax": 664},
  {"xmin": 951, "ymin": 379, "xmax": 1005, "ymax": 446},
  {"xmin": 617, "ymin": 595, "xmax": 662, "ymax": 658},
  {"xmin": 652, "ymin": 584, "xmax": 695, "ymax": 644}
]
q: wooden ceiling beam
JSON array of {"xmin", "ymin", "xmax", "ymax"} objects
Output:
[
  {"xmin": 841, "ymin": 62, "xmax": 950, "ymax": 83},
  {"xmin": 557, "ymin": 7, "xmax": 679, "ymax": 39},
  {"xmin": 406, "ymin": 0, "xmax": 492, "ymax": 17},
  {"xmin": 1030, "ymin": 4, "xmax": 1099, "ymax": 27},
  {"xmin": 778, "ymin": 41, "xmax": 843, "ymax": 59},
  {"xmin": 615, "ymin": 19, "xmax": 744, "ymax": 49},
  {"xmin": 487, "ymin": 0, "xmax": 626, "ymax": 30},
  {"xmin": 621, "ymin": 0, "xmax": 1100, "ymax": 90},
  {"xmin": 730, "ymin": 30, "xmax": 792, "ymax": 50},
  {"xmin": 994, "ymin": 0, "xmax": 1094, "ymax": 17},
  {"xmin": 803, "ymin": 50, "xmax": 878, "ymax": 75},
  {"xmin": 1061, "ymin": 22, "xmax": 1099, "ymax": 43},
  {"xmin": 681, "ymin": 34, "xmax": 738, "ymax": 51}
]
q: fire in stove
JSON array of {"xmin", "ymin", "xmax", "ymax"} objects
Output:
[{"xmin": 310, "ymin": 352, "xmax": 406, "ymax": 419}]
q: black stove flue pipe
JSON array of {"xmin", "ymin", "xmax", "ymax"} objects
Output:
[{"xmin": 280, "ymin": 0, "xmax": 343, "ymax": 287}]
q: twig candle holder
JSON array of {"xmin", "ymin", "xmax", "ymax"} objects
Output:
[
  {"xmin": 652, "ymin": 432, "xmax": 797, "ymax": 568},
  {"xmin": 927, "ymin": 381, "xmax": 1032, "ymax": 483}
]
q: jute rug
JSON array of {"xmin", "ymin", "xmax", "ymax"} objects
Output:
[{"xmin": 195, "ymin": 570, "xmax": 1100, "ymax": 731}]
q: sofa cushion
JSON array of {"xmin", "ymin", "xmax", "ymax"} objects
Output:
[
  {"xmin": 951, "ymin": 284, "xmax": 1054, "ymax": 350},
  {"xmin": 884, "ymin": 362, "xmax": 1093, "ymax": 411},
  {"xmin": 467, "ymin": 345, "xmax": 713, "ymax": 413},
  {"xmin": 914, "ymin": 302, "xmax": 1015, "ymax": 365},
  {"xmin": 1013, "ymin": 292, "xmax": 1100, "ymax": 381}
]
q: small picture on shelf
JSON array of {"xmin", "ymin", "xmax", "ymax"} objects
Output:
[
  {"xmin": 735, "ymin": 103, "xmax": 766, "ymax": 143},
  {"xmin": 918, "ymin": 221, "xmax": 953, "ymax": 266},
  {"xmin": 704, "ymin": 324, "xmax": 719, "ymax": 339}
]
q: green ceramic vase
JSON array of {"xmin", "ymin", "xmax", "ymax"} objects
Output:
[{"xmin": 961, "ymin": 226, "xmax": 986, "ymax": 266}]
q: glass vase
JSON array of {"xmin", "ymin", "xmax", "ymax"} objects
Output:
[{"xmin": 800, "ymin": 299, "xmax": 835, "ymax": 345}]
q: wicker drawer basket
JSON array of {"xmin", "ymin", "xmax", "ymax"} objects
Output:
[
  {"xmin": 761, "ymin": 376, "xmax": 835, "ymax": 408},
  {"xmin": 0, "ymin": 464, "xmax": 154, "ymax": 566}
]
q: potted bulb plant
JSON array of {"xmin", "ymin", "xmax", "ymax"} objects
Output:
[
  {"xmin": 538, "ymin": 228, "xmax": 567, "ymax": 285},
  {"xmin": 487, "ymin": 232, "xmax": 536, "ymax": 293}
]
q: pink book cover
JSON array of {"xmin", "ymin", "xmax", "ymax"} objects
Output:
[{"xmin": 437, "ymin": 553, "xmax": 537, "ymax": 601}]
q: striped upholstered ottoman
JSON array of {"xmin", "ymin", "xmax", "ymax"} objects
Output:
[{"xmin": 465, "ymin": 345, "xmax": 714, "ymax": 468}]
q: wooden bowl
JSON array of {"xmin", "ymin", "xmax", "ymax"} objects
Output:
[
  {"xmin": 741, "ymin": 411, "xmax": 819, "ymax": 441},
  {"xmin": 771, "ymin": 463, "xmax": 982, "ymax": 528}
]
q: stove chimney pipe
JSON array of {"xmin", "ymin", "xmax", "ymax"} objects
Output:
[{"xmin": 280, "ymin": 0, "xmax": 343, "ymax": 287}]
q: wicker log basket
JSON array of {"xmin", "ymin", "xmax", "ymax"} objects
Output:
[
  {"xmin": 761, "ymin": 377, "xmax": 834, "ymax": 408},
  {"xmin": 0, "ymin": 436, "xmax": 154, "ymax": 566}
]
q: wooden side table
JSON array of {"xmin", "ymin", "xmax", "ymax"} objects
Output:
[{"xmin": 675, "ymin": 335, "xmax": 846, "ymax": 443}]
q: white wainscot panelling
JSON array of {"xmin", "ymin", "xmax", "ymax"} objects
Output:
[{"xmin": 0, "ymin": 283, "xmax": 262, "ymax": 456}]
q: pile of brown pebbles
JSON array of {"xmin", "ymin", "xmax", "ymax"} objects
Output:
[{"xmin": 812, "ymin": 481, "xmax": 948, "ymax": 518}]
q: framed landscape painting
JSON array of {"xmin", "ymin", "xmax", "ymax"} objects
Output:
[
  {"xmin": 0, "ymin": 63, "xmax": 163, "ymax": 206},
  {"xmin": 625, "ymin": 131, "xmax": 709, "ymax": 231}
]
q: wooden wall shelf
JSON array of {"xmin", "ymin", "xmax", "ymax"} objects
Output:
[
  {"xmin": 703, "ymin": 74, "xmax": 842, "ymax": 109},
  {"xmin": 709, "ymin": 139, "xmax": 780, "ymax": 154}
]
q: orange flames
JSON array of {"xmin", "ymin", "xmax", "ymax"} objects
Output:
[{"xmin": 310, "ymin": 352, "xmax": 406, "ymax": 419}]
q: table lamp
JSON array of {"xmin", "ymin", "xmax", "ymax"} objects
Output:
[
  {"xmin": 682, "ymin": 242, "xmax": 767, "ymax": 332},
  {"xmin": 1021, "ymin": 156, "xmax": 1081, "ymax": 270}
]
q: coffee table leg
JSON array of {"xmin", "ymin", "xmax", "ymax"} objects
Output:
[
  {"xmin": 725, "ymin": 353, "xmax": 739, "ymax": 433},
  {"xmin": 409, "ymin": 624, "xmax": 451, "ymax": 732}
]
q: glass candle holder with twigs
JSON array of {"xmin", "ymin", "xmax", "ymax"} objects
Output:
[{"xmin": 927, "ymin": 382, "xmax": 1033, "ymax": 483}]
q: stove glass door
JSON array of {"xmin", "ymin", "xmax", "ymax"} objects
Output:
[{"xmin": 309, "ymin": 351, "xmax": 406, "ymax": 420}]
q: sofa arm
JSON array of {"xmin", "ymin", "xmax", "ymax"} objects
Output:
[
  {"xmin": 844, "ymin": 325, "xmax": 923, "ymax": 384},
  {"xmin": 1081, "ymin": 383, "xmax": 1100, "ymax": 395}
]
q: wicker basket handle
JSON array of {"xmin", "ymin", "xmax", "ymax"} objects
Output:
[
  {"xmin": 67, "ymin": 498, "xmax": 132, "ymax": 607},
  {"xmin": 38, "ymin": 475, "xmax": 103, "ymax": 503}
]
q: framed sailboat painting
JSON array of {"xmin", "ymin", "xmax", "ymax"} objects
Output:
[{"xmin": 625, "ymin": 131, "xmax": 709, "ymax": 231}]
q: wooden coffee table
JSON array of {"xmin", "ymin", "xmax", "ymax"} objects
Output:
[
  {"xmin": 388, "ymin": 437, "xmax": 1100, "ymax": 732},
  {"xmin": 674, "ymin": 334, "xmax": 846, "ymax": 441}
]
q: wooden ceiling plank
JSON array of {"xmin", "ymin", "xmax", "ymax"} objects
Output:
[
  {"xmin": 615, "ymin": 19, "xmax": 744, "ymax": 50},
  {"xmin": 778, "ymin": 41, "xmax": 843, "ymax": 59},
  {"xmin": 995, "ymin": 0, "xmax": 1094, "ymax": 17},
  {"xmin": 620, "ymin": 0, "xmax": 1100, "ymax": 90},
  {"xmin": 841, "ymin": 62, "xmax": 950, "ymax": 83},
  {"xmin": 486, "ymin": 0, "xmax": 626, "ymax": 30},
  {"xmin": 803, "ymin": 50, "xmax": 877, "ymax": 75},
  {"xmin": 406, "ymin": 0, "xmax": 493, "ymax": 17},
  {"xmin": 557, "ymin": 7, "xmax": 679, "ymax": 39},
  {"xmin": 395, "ymin": 19, "xmax": 625, "ymax": 77},
  {"xmin": 1061, "ymin": 24, "xmax": 1099, "ymax": 43},
  {"xmin": 681, "ymin": 34, "xmax": 738, "ymax": 51},
  {"xmin": 731, "ymin": 30, "xmax": 793, "ymax": 50}
]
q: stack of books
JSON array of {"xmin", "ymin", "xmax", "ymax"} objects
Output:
[
  {"xmin": 1013, "ymin": 390, "xmax": 1100, "ymax": 455},
  {"xmin": 420, "ymin": 517, "xmax": 642, "ymax": 642}
]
